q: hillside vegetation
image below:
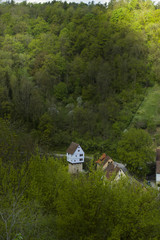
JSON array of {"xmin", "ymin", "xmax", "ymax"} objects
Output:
[
  {"xmin": 0, "ymin": 149, "xmax": 160, "ymax": 240},
  {"xmin": 133, "ymin": 84, "xmax": 160, "ymax": 129},
  {"xmin": 1, "ymin": 0, "xmax": 160, "ymax": 239},
  {"xmin": 0, "ymin": 0, "xmax": 160, "ymax": 155}
]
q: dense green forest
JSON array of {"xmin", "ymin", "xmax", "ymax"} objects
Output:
[
  {"xmin": 1, "ymin": 0, "xmax": 160, "ymax": 238},
  {"xmin": 0, "ymin": 0, "xmax": 160, "ymax": 154},
  {"xmin": 1, "ymin": 150, "xmax": 160, "ymax": 240}
]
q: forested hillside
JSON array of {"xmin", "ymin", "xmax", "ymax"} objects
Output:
[
  {"xmin": 1, "ymin": 0, "xmax": 160, "ymax": 239},
  {"xmin": 0, "ymin": 0, "xmax": 160, "ymax": 154}
]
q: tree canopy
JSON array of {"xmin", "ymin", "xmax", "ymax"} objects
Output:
[
  {"xmin": 0, "ymin": 0, "xmax": 159, "ymax": 153},
  {"xmin": 117, "ymin": 128, "xmax": 154, "ymax": 177}
]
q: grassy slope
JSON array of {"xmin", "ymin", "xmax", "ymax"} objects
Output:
[{"xmin": 132, "ymin": 84, "xmax": 160, "ymax": 128}]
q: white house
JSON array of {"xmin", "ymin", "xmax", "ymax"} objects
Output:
[
  {"xmin": 156, "ymin": 148, "xmax": 160, "ymax": 185},
  {"xmin": 66, "ymin": 142, "xmax": 84, "ymax": 174}
]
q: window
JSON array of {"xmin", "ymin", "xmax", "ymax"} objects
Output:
[
  {"xmin": 80, "ymin": 154, "xmax": 83, "ymax": 156},
  {"xmin": 80, "ymin": 158, "xmax": 83, "ymax": 161},
  {"xmin": 78, "ymin": 150, "xmax": 80, "ymax": 152}
]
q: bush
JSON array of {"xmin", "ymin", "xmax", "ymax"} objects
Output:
[
  {"xmin": 117, "ymin": 128, "xmax": 154, "ymax": 178},
  {"xmin": 133, "ymin": 118, "xmax": 148, "ymax": 129}
]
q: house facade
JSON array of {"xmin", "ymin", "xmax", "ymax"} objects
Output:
[
  {"xmin": 96, "ymin": 153, "xmax": 126, "ymax": 181},
  {"xmin": 156, "ymin": 148, "xmax": 160, "ymax": 185},
  {"xmin": 105, "ymin": 162, "xmax": 125, "ymax": 180},
  {"xmin": 96, "ymin": 153, "xmax": 114, "ymax": 170},
  {"xmin": 66, "ymin": 142, "xmax": 84, "ymax": 174}
]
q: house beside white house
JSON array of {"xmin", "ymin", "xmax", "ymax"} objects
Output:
[
  {"xmin": 66, "ymin": 142, "xmax": 84, "ymax": 174},
  {"xmin": 156, "ymin": 148, "xmax": 160, "ymax": 185},
  {"xmin": 96, "ymin": 153, "xmax": 127, "ymax": 181},
  {"xmin": 96, "ymin": 153, "xmax": 114, "ymax": 170}
]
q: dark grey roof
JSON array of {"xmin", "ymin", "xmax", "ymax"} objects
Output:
[{"xmin": 114, "ymin": 162, "xmax": 128, "ymax": 173}]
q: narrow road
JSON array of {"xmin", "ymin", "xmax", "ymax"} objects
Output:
[{"xmin": 53, "ymin": 153, "xmax": 92, "ymax": 159}]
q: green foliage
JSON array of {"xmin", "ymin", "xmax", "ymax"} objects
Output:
[
  {"xmin": 117, "ymin": 128, "xmax": 154, "ymax": 178},
  {"xmin": 0, "ymin": 157, "xmax": 30, "ymax": 240},
  {"xmin": 28, "ymin": 153, "xmax": 69, "ymax": 213},
  {"xmin": 0, "ymin": 118, "xmax": 34, "ymax": 167},
  {"xmin": 38, "ymin": 113, "xmax": 55, "ymax": 147},
  {"xmin": 0, "ymin": 0, "xmax": 159, "ymax": 149},
  {"xmin": 54, "ymin": 82, "xmax": 68, "ymax": 101},
  {"xmin": 56, "ymin": 171, "xmax": 160, "ymax": 240},
  {"xmin": 14, "ymin": 233, "xmax": 23, "ymax": 240},
  {"xmin": 133, "ymin": 84, "xmax": 160, "ymax": 129},
  {"xmin": 0, "ymin": 146, "xmax": 159, "ymax": 240}
]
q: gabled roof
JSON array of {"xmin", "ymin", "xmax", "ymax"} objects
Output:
[
  {"xmin": 66, "ymin": 142, "xmax": 79, "ymax": 154},
  {"xmin": 96, "ymin": 153, "xmax": 126, "ymax": 180},
  {"xmin": 99, "ymin": 153, "xmax": 107, "ymax": 161},
  {"xmin": 156, "ymin": 161, "xmax": 160, "ymax": 174},
  {"xmin": 96, "ymin": 153, "xmax": 112, "ymax": 165},
  {"xmin": 105, "ymin": 162, "xmax": 120, "ymax": 179},
  {"xmin": 156, "ymin": 148, "xmax": 160, "ymax": 161},
  {"xmin": 114, "ymin": 162, "xmax": 128, "ymax": 173}
]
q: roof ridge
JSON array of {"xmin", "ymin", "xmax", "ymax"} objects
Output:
[{"xmin": 66, "ymin": 142, "xmax": 79, "ymax": 154}]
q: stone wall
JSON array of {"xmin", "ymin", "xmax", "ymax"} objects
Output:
[{"xmin": 68, "ymin": 163, "xmax": 83, "ymax": 174}]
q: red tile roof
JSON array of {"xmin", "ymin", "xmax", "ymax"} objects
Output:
[
  {"xmin": 100, "ymin": 153, "xmax": 107, "ymax": 161},
  {"xmin": 66, "ymin": 142, "xmax": 79, "ymax": 155},
  {"xmin": 96, "ymin": 153, "xmax": 111, "ymax": 165}
]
